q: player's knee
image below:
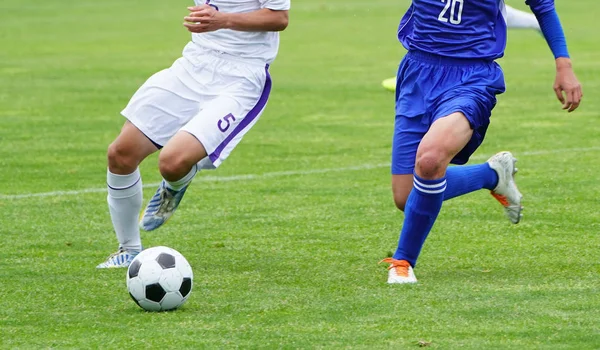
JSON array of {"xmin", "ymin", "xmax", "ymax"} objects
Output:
[
  {"xmin": 158, "ymin": 151, "xmax": 194, "ymax": 181},
  {"xmin": 107, "ymin": 141, "xmax": 139, "ymax": 174},
  {"xmin": 415, "ymin": 151, "xmax": 446, "ymax": 179}
]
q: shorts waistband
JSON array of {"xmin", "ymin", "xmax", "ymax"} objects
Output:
[
  {"xmin": 187, "ymin": 42, "xmax": 268, "ymax": 68},
  {"xmin": 406, "ymin": 50, "xmax": 493, "ymax": 66}
]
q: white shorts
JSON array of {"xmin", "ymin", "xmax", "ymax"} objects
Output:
[{"xmin": 121, "ymin": 43, "xmax": 271, "ymax": 169}]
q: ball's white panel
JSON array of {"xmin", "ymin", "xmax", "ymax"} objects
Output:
[
  {"xmin": 135, "ymin": 247, "xmax": 161, "ymax": 263},
  {"xmin": 127, "ymin": 277, "xmax": 145, "ymax": 301},
  {"xmin": 138, "ymin": 299, "xmax": 162, "ymax": 312},
  {"xmin": 160, "ymin": 292, "xmax": 185, "ymax": 311},
  {"xmin": 174, "ymin": 253, "xmax": 193, "ymax": 279},
  {"xmin": 138, "ymin": 260, "xmax": 163, "ymax": 285},
  {"xmin": 149, "ymin": 246, "xmax": 173, "ymax": 256},
  {"xmin": 163, "ymin": 246, "xmax": 180, "ymax": 256},
  {"xmin": 158, "ymin": 269, "xmax": 183, "ymax": 293}
]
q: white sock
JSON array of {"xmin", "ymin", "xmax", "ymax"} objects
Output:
[
  {"xmin": 506, "ymin": 5, "xmax": 541, "ymax": 30},
  {"xmin": 165, "ymin": 164, "xmax": 198, "ymax": 191},
  {"xmin": 107, "ymin": 168, "xmax": 143, "ymax": 252}
]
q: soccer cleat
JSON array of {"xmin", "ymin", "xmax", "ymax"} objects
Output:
[
  {"xmin": 140, "ymin": 180, "xmax": 189, "ymax": 231},
  {"xmin": 487, "ymin": 151, "xmax": 523, "ymax": 224},
  {"xmin": 380, "ymin": 258, "xmax": 418, "ymax": 284},
  {"xmin": 96, "ymin": 248, "xmax": 140, "ymax": 268}
]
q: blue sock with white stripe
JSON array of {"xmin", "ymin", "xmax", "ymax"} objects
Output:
[
  {"xmin": 443, "ymin": 164, "xmax": 498, "ymax": 201},
  {"xmin": 393, "ymin": 174, "xmax": 446, "ymax": 267}
]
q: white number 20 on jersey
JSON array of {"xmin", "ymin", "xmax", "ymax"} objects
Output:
[{"xmin": 438, "ymin": 0, "xmax": 464, "ymax": 25}]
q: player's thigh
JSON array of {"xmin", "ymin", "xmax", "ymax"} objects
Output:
[
  {"xmin": 159, "ymin": 130, "xmax": 207, "ymax": 172},
  {"xmin": 121, "ymin": 59, "xmax": 204, "ymax": 148},
  {"xmin": 416, "ymin": 112, "xmax": 473, "ymax": 176},
  {"xmin": 180, "ymin": 93, "xmax": 268, "ymax": 169}
]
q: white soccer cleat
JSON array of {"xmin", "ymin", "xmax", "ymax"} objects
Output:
[
  {"xmin": 140, "ymin": 180, "xmax": 189, "ymax": 231},
  {"xmin": 380, "ymin": 258, "xmax": 418, "ymax": 284},
  {"xmin": 487, "ymin": 151, "xmax": 523, "ymax": 224},
  {"xmin": 96, "ymin": 248, "xmax": 140, "ymax": 269}
]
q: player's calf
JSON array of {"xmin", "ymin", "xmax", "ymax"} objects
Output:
[
  {"xmin": 140, "ymin": 160, "xmax": 197, "ymax": 232},
  {"xmin": 141, "ymin": 132, "xmax": 205, "ymax": 231}
]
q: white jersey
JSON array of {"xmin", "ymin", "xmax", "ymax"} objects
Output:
[{"xmin": 188, "ymin": 0, "xmax": 290, "ymax": 64}]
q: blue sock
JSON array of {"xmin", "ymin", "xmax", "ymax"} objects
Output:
[
  {"xmin": 443, "ymin": 164, "xmax": 498, "ymax": 201},
  {"xmin": 393, "ymin": 174, "xmax": 446, "ymax": 267}
]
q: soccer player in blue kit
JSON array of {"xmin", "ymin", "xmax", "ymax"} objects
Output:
[
  {"xmin": 381, "ymin": 0, "xmax": 583, "ymax": 283},
  {"xmin": 381, "ymin": 4, "xmax": 542, "ymax": 92}
]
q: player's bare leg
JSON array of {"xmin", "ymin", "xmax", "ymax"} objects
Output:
[
  {"xmin": 98, "ymin": 121, "xmax": 159, "ymax": 268},
  {"xmin": 140, "ymin": 131, "xmax": 206, "ymax": 231},
  {"xmin": 385, "ymin": 113, "xmax": 473, "ymax": 283},
  {"xmin": 392, "ymin": 174, "xmax": 413, "ymax": 212},
  {"xmin": 393, "ymin": 147, "xmax": 522, "ymax": 223},
  {"xmin": 386, "ymin": 111, "xmax": 526, "ymax": 282}
]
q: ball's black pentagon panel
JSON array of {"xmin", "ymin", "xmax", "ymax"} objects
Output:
[
  {"xmin": 180, "ymin": 278, "xmax": 192, "ymax": 297},
  {"xmin": 156, "ymin": 253, "xmax": 176, "ymax": 269},
  {"xmin": 145, "ymin": 283, "xmax": 167, "ymax": 303},
  {"xmin": 128, "ymin": 260, "xmax": 142, "ymax": 278}
]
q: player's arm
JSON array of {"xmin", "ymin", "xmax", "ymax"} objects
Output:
[
  {"xmin": 184, "ymin": 5, "xmax": 289, "ymax": 33},
  {"xmin": 526, "ymin": 0, "xmax": 582, "ymax": 112}
]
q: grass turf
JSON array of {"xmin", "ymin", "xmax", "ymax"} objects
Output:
[{"xmin": 1, "ymin": 0, "xmax": 599, "ymax": 348}]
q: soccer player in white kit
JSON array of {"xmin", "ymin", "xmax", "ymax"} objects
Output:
[{"xmin": 97, "ymin": 0, "xmax": 290, "ymax": 268}]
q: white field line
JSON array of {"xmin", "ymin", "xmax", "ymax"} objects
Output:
[{"xmin": 1, "ymin": 146, "xmax": 599, "ymax": 201}]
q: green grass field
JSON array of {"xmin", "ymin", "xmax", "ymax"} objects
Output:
[{"xmin": 1, "ymin": 0, "xmax": 599, "ymax": 348}]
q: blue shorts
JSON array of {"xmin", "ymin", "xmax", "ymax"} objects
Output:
[{"xmin": 392, "ymin": 50, "xmax": 506, "ymax": 175}]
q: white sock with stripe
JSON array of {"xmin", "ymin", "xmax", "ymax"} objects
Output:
[
  {"xmin": 107, "ymin": 168, "xmax": 143, "ymax": 252},
  {"xmin": 165, "ymin": 164, "xmax": 198, "ymax": 191}
]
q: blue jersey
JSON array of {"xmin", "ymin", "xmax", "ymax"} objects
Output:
[{"xmin": 398, "ymin": 0, "xmax": 556, "ymax": 60}]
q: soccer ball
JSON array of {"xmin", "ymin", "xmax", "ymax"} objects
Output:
[{"xmin": 126, "ymin": 246, "xmax": 193, "ymax": 311}]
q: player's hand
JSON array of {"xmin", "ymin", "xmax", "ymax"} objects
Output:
[
  {"xmin": 184, "ymin": 5, "xmax": 228, "ymax": 33},
  {"xmin": 553, "ymin": 57, "xmax": 583, "ymax": 113}
]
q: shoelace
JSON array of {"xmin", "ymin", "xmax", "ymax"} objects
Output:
[
  {"xmin": 106, "ymin": 248, "xmax": 126, "ymax": 259},
  {"xmin": 380, "ymin": 258, "xmax": 410, "ymax": 277},
  {"xmin": 100, "ymin": 249, "xmax": 127, "ymax": 265}
]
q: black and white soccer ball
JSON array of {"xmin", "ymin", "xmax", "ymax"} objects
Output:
[{"xmin": 126, "ymin": 246, "xmax": 193, "ymax": 312}]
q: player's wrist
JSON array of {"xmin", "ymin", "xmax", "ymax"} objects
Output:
[
  {"xmin": 220, "ymin": 12, "xmax": 233, "ymax": 29},
  {"xmin": 555, "ymin": 57, "xmax": 572, "ymax": 69}
]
